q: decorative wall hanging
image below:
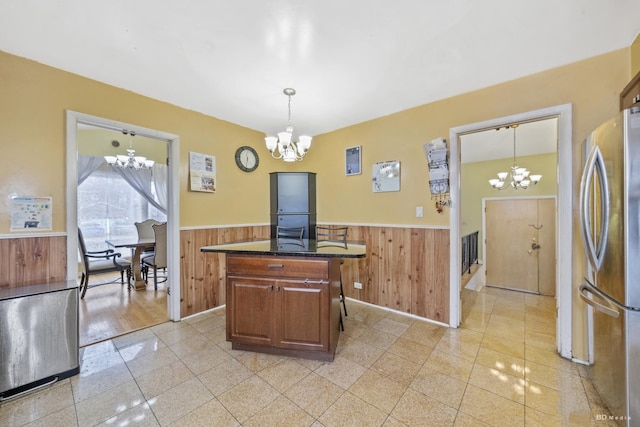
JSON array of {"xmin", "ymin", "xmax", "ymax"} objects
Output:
[
  {"xmin": 345, "ymin": 145, "xmax": 361, "ymax": 176},
  {"xmin": 424, "ymin": 137, "xmax": 450, "ymax": 203},
  {"xmin": 189, "ymin": 152, "xmax": 216, "ymax": 193},
  {"xmin": 372, "ymin": 161, "xmax": 400, "ymax": 192},
  {"xmin": 10, "ymin": 196, "xmax": 53, "ymax": 231}
]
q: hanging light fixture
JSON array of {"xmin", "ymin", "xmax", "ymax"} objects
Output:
[
  {"xmin": 104, "ymin": 131, "xmax": 154, "ymax": 170},
  {"xmin": 265, "ymin": 88, "xmax": 312, "ymax": 162},
  {"xmin": 488, "ymin": 124, "xmax": 542, "ymax": 190}
]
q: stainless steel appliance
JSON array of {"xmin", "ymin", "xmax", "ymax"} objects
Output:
[
  {"xmin": 0, "ymin": 281, "xmax": 79, "ymax": 400},
  {"xmin": 578, "ymin": 107, "xmax": 640, "ymax": 425}
]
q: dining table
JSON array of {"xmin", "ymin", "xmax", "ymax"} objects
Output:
[{"xmin": 105, "ymin": 237, "xmax": 155, "ymax": 290}]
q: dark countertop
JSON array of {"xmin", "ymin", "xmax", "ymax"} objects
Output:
[
  {"xmin": 0, "ymin": 280, "xmax": 79, "ymax": 301},
  {"xmin": 201, "ymin": 238, "xmax": 367, "ymax": 258}
]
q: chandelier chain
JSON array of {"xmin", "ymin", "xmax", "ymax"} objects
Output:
[{"xmin": 488, "ymin": 123, "xmax": 542, "ymax": 190}]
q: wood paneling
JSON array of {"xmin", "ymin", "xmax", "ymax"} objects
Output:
[
  {"xmin": 2, "ymin": 227, "xmax": 450, "ymax": 325},
  {"xmin": 180, "ymin": 226, "xmax": 270, "ymax": 317},
  {"xmin": 185, "ymin": 225, "xmax": 449, "ymax": 324},
  {"xmin": 0, "ymin": 236, "xmax": 67, "ymax": 289}
]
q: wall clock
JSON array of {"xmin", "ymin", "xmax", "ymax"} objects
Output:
[{"xmin": 235, "ymin": 146, "xmax": 259, "ymax": 172}]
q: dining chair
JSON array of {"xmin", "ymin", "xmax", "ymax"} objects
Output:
[
  {"xmin": 78, "ymin": 228, "xmax": 132, "ymax": 298},
  {"xmin": 141, "ymin": 222, "xmax": 167, "ymax": 290},
  {"xmin": 276, "ymin": 225, "xmax": 305, "ymax": 240},
  {"xmin": 135, "ymin": 219, "xmax": 162, "ymax": 281},
  {"xmin": 316, "ymin": 226, "xmax": 349, "ymax": 330}
]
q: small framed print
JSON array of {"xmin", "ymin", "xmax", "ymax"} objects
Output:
[{"xmin": 345, "ymin": 145, "xmax": 361, "ymax": 176}]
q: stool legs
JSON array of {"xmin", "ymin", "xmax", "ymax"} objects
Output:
[{"xmin": 339, "ymin": 270, "xmax": 347, "ymax": 331}]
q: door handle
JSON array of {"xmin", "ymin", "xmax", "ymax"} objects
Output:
[
  {"xmin": 578, "ymin": 282, "xmax": 619, "ymax": 318},
  {"xmin": 580, "ymin": 145, "xmax": 609, "ymax": 271},
  {"xmin": 531, "ymin": 242, "xmax": 541, "ymax": 250}
]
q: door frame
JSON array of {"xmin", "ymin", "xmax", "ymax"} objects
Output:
[
  {"xmin": 449, "ymin": 103, "xmax": 572, "ymax": 359},
  {"xmin": 482, "ymin": 195, "xmax": 557, "ymax": 293},
  {"xmin": 65, "ymin": 110, "xmax": 181, "ymax": 321}
]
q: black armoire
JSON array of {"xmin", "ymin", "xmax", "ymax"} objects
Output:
[{"xmin": 270, "ymin": 172, "xmax": 316, "ymax": 239}]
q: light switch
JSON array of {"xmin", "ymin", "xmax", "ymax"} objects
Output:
[{"xmin": 416, "ymin": 206, "xmax": 424, "ymax": 218}]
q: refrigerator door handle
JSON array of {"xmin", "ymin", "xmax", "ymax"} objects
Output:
[
  {"xmin": 579, "ymin": 145, "xmax": 610, "ymax": 271},
  {"xmin": 579, "ymin": 282, "xmax": 619, "ymax": 318},
  {"xmin": 580, "ymin": 278, "xmax": 640, "ymax": 314}
]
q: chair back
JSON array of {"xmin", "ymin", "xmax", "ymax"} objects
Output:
[
  {"xmin": 276, "ymin": 226, "xmax": 304, "ymax": 240},
  {"xmin": 316, "ymin": 226, "xmax": 348, "ymax": 248},
  {"xmin": 135, "ymin": 219, "xmax": 162, "ymax": 240},
  {"xmin": 152, "ymin": 223, "xmax": 168, "ymax": 268},
  {"xmin": 78, "ymin": 228, "xmax": 89, "ymax": 273}
]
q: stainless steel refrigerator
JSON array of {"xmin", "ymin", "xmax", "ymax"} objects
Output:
[{"xmin": 578, "ymin": 107, "xmax": 640, "ymax": 425}]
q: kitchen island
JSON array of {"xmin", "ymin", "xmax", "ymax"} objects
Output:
[{"xmin": 201, "ymin": 239, "xmax": 366, "ymax": 361}]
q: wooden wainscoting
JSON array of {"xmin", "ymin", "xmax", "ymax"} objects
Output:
[
  {"xmin": 181, "ymin": 225, "xmax": 449, "ymax": 324},
  {"xmin": 0, "ymin": 235, "xmax": 67, "ymax": 289},
  {"xmin": 337, "ymin": 225, "xmax": 450, "ymax": 324},
  {"xmin": 1, "ymin": 228, "xmax": 450, "ymax": 325},
  {"xmin": 180, "ymin": 226, "xmax": 270, "ymax": 317}
]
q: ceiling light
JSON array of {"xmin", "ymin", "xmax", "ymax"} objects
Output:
[
  {"xmin": 105, "ymin": 131, "xmax": 154, "ymax": 170},
  {"xmin": 488, "ymin": 124, "xmax": 542, "ymax": 190},
  {"xmin": 265, "ymin": 88, "xmax": 312, "ymax": 162}
]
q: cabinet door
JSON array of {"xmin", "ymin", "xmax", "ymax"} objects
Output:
[
  {"xmin": 227, "ymin": 277, "xmax": 275, "ymax": 345},
  {"xmin": 275, "ymin": 280, "xmax": 329, "ymax": 352},
  {"xmin": 274, "ymin": 172, "xmax": 310, "ymax": 213}
]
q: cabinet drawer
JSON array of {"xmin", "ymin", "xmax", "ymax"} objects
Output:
[{"xmin": 227, "ymin": 255, "xmax": 329, "ymax": 279}]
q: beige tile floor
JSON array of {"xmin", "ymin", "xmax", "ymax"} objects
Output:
[{"xmin": 0, "ymin": 286, "xmax": 618, "ymax": 426}]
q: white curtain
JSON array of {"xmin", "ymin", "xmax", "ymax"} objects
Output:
[
  {"xmin": 111, "ymin": 166, "xmax": 166, "ymax": 214},
  {"xmin": 78, "ymin": 154, "xmax": 168, "ymax": 214},
  {"xmin": 77, "ymin": 154, "xmax": 105, "ymax": 184},
  {"xmin": 152, "ymin": 163, "xmax": 168, "ymax": 213}
]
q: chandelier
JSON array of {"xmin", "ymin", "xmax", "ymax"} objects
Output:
[
  {"xmin": 104, "ymin": 131, "xmax": 155, "ymax": 170},
  {"xmin": 488, "ymin": 124, "xmax": 542, "ymax": 190},
  {"xmin": 265, "ymin": 88, "xmax": 312, "ymax": 162}
]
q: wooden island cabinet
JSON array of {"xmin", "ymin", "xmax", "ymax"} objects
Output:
[{"xmin": 201, "ymin": 239, "xmax": 366, "ymax": 361}]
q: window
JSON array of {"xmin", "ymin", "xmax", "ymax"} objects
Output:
[{"xmin": 78, "ymin": 164, "xmax": 166, "ymax": 252}]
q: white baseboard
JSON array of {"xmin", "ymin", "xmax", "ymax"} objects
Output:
[{"xmin": 464, "ymin": 263, "xmax": 485, "ymax": 292}]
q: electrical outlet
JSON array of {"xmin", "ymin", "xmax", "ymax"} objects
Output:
[
  {"xmin": 354, "ymin": 281, "xmax": 363, "ymax": 289},
  {"xmin": 416, "ymin": 206, "xmax": 424, "ymax": 218}
]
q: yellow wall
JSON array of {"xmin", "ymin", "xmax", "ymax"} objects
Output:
[
  {"xmin": 78, "ymin": 129, "xmax": 167, "ymax": 162},
  {"xmin": 631, "ymin": 32, "xmax": 640, "ymax": 76},
  {"xmin": 302, "ymin": 50, "xmax": 629, "ymax": 235},
  {"xmin": 461, "ymin": 152, "xmax": 557, "ymax": 260},
  {"xmin": 0, "ymin": 48, "xmax": 630, "ymax": 234},
  {"xmin": 0, "ymin": 46, "xmax": 634, "ymax": 361}
]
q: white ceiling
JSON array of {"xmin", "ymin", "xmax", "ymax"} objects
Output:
[
  {"xmin": 1, "ymin": 1, "xmax": 638, "ymax": 141},
  {"xmin": 460, "ymin": 118, "xmax": 558, "ymax": 164}
]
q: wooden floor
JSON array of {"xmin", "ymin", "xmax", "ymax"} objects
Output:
[{"xmin": 78, "ymin": 272, "xmax": 169, "ymax": 347}]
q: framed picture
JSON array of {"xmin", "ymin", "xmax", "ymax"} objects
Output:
[
  {"xmin": 372, "ymin": 160, "xmax": 400, "ymax": 192},
  {"xmin": 345, "ymin": 145, "xmax": 361, "ymax": 176},
  {"xmin": 189, "ymin": 151, "xmax": 216, "ymax": 192}
]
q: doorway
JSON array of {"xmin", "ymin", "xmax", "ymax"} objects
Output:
[
  {"xmin": 65, "ymin": 111, "xmax": 181, "ymax": 331},
  {"xmin": 449, "ymin": 104, "xmax": 573, "ymax": 359},
  {"xmin": 485, "ymin": 197, "xmax": 556, "ymax": 295}
]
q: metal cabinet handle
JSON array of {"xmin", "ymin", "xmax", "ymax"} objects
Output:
[
  {"xmin": 304, "ymin": 278, "xmax": 328, "ymax": 284},
  {"xmin": 268, "ymin": 264, "xmax": 284, "ymax": 268}
]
